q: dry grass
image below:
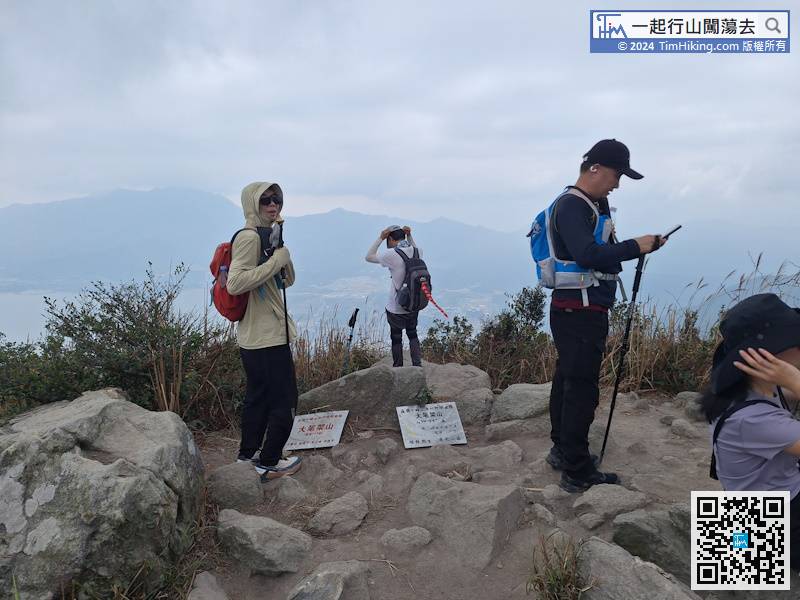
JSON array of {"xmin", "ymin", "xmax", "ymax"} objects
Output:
[
  {"xmin": 526, "ymin": 532, "xmax": 592, "ymax": 600},
  {"xmin": 426, "ymin": 258, "xmax": 800, "ymax": 395}
]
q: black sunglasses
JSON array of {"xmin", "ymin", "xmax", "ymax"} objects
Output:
[{"xmin": 259, "ymin": 196, "xmax": 283, "ymax": 206}]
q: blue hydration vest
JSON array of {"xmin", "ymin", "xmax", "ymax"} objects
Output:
[{"xmin": 527, "ymin": 188, "xmax": 625, "ymax": 305}]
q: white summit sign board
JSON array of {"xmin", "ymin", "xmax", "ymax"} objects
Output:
[
  {"xmin": 284, "ymin": 410, "xmax": 349, "ymax": 451},
  {"xmin": 395, "ymin": 402, "xmax": 467, "ymax": 449}
]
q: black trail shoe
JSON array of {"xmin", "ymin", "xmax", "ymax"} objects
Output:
[{"xmin": 560, "ymin": 470, "xmax": 620, "ymax": 493}]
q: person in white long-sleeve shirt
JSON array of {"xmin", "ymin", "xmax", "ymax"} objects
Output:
[{"xmin": 365, "ymin": 225, "xmax": 423, "ymax": 367}]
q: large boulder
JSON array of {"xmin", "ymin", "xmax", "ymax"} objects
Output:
[
  {"xmin": 216, "ymin": 509, "xmax": 311, "ymax": 576},
  {"xmin": 0, "ymin": 389, "xmax": 203, "ymax": 599},
  {"xmin": 612, "ymin": 504, "xmax": 691, "ymax": 584},
  {"xmin": 407, "ymin": 472, "xmax": 523, "ymax": 569},
  {"xmin": 452, "ymin": 388, "xmax": 493, "ymax": 425},
  {"xmin": 288, "ymin": 560, "xmax": 371, "ymax": 600},
  {"xmin": 490, "ymin": 383, "xmax": 551, "ymax": 423},
  {"xmin": 579, "ymin": 537, "xmax": 700, "ymax": 599},
  {"xmin": 298, "ymin": 364, "xmax": 426, "ymax": 429},
  {"xmin": 376, "ymin": 357, "xmax": 492, "ymax": 400},
  {"xmin": 421, "ymin": 362, "xmax": 492, "ymax": 400}
]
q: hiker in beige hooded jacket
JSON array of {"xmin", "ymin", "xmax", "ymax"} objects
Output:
[{"xmin": 226, "ymin": 181, "xmax": 302, "ymax": 479}]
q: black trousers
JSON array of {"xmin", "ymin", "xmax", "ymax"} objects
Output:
[
  {"xmin": 239, "ymin": 344, "xmax": 298, "ymax": 466},
  {"xmin": 386, "ymin": 310, "xmax": 421, "ymax": 367},
  {"xmin": 549, "ymin": 307, "xmax": 609, "ymax": 478}
]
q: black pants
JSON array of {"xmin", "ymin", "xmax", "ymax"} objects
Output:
[
  {"xmin": 386, "ymin": 310, "xmax": 421, "ymax": 367},
  {"xmin": 239, "ymin": 344, "xmax": 298, "ymax": 466},
  {"xmin": 549, "ymin": 307, "xmax": 609, "ymax": 478}
]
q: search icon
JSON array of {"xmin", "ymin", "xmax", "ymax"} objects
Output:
[{"xmin": 765, "ymin": 17, "xmax": 782, "ymax": 34}]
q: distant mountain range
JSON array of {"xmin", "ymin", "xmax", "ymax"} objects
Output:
[
  {"xmin": 0, "ymin": 189, "xmax": 535, "ymax": 334},
  {"xmin": 2, "ymin": 188, "xmax": 797, "ymax": 340}
]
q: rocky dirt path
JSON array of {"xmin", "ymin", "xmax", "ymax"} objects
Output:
[{"xmin": 194, "ymin": 382, "xmax": 754, "ymax": 600}]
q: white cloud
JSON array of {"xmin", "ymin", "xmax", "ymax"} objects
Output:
[{"xmin": 0, "ymin": 0, "xmax": 797, "ymax": 242}]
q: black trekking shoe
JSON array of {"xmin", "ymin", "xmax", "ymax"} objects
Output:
[
  {"xmin": 545, "ymin": 447, "xmax": 599, "ymax": 471},
  {"xmin": 559, "ymin": 470, "xmax": 620, "ymax": 493}
]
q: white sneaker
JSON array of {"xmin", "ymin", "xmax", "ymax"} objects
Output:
[{"xmin": 255, "ymin": 456, "xmax": 302, "ymax": 480}]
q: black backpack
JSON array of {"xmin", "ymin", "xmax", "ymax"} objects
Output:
[{"xmin": 395, "ymin": 247, "xmax": 431, "ymax": 312}]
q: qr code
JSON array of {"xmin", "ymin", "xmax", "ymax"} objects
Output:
[{"xmin": 691, "ymin": 491, "xmax": 790, "ymax": 590}]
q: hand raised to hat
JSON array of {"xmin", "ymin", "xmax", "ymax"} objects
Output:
[
  {"xmin": 380, "ymin": 227, "xmax": 392, "ymax": 240},
  {"xmin": 403, "ymin": 226, "xmax": 411, "ymax": 235},
  {"xmin": 734, "ymin": 348, "xmax": 800, "ymax": 398}
]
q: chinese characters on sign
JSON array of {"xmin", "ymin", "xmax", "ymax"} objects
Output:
[
  {"xmin": 284, "ymin": 410, "xmax": 349, "ymax": 451},
  {"xmin": 396, "ymin": 402, "xmax": 467, "ymax": 449}
]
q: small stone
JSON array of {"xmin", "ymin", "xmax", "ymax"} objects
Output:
[
  {"xmin": 671, "ymin": 418, "xmax": 700, "ymax": 439},
  {"xmin": 621, "ymin": 392, "xmax": 641, "ymax": 404},
  {"xmin": 531, "ymin": 504, "xmax": 557, "ymax": 526},
  {"xmin": 662, "ymin": 456, "xmax": 682, "ymax": 469},
  {"xmin": 660, "ymin": 415, "xmax": 675, "ymax": 426},
  {"xmin": 308, "ymin": 492, "xmax": 369, "ymax": 535},
  {"xmin": 274, "ymin": 477, "xmax": 309, "ymax": 505},
  {"xmin": 579, "ymin": 513, "xmax": 605, "ymax": 530},
  {"xmin": 633, "ymin": 398, "xmax": 650, "ymax": 411},
  {"xmin": 207, "ymin": 463, "xmax": 263, "ymax": 510},
  {"xmin": 542, "ymin": 484, "xmax": 570, "ymax": 504},
  {"xmin": 375, "ymin": 438, "xmax": 399, "ymax": 464},
  {"xmin": 380, "ymin": 526, "xmax": 432, "ymax": 553},
  {"xmin": 626, "ymin": 441, "xmax": 648, "ymax": 454}
]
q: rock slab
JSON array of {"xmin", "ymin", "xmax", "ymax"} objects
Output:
[
  {"xmin": 407, "ymin": 472, "xmax": 523, "ymax": 569},
  {"xmin": 579, "ymin": 537, "xmax": 700, "ymax": 599},
  {"xmin": 216, "ymin": 509, "xmax": 312, "ymax": 575},
  {"xmin": 287, "ymin": 560, "xmax": 371, "ymax": 600}
]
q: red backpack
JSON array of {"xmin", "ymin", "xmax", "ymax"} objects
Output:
[{"xmin": 209, "ymin": 228, "xmax": 255, "ymax": 322}]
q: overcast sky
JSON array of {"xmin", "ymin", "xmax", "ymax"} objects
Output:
[{"xmin": 1, "ymin": 1, "xmax": 797, "ymax": 235}]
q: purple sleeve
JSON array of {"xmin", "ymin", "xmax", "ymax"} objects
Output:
[{"xmin": 739, "ymin": 409, "xmax": 800, "ymax": 459}]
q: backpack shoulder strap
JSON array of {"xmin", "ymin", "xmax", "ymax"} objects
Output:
[
  {"xmin": 710, "ymin": 398, "xmax": 778, "ymax": 479},
  {"xmin": 712, "ymin": 399, "xmax": 777, "ymax": 445},
  {"xmin": 552, "ymin": 188, "xmax": 598, "ymax": 234},
  {"xmin": 395, "ymin": 247, "xmax": 412, "ymax": 265},
  {"xmin": 230, "ymin": 227, "xmax": 257, "ymax": 245}
]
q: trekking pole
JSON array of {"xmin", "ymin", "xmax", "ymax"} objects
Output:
[
  {"xmin": 341, "ymin": 307, "xmax": 359, "ymax": 376},
  {"xmin": 276, "ymin": 219, "xmax": 299, "ymax": 416},
  {"xmin": 599, "ymin": 254, "xmax": 645, "ymax": 464},
  {"xmin": 599, "ymin": 226, "xmax": 680, "ymax": 463}
]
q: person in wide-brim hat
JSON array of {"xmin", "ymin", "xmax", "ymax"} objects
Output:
[
  {"xmin": 710, "ymin": 293, "xmax": 800, "ymax": 395},
  {"xmin": 702, "ymin": 292, "xmax": 800, "ymax": 570}
]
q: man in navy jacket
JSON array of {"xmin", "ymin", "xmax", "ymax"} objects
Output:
[{"xmin": 546, "ymin": 139, "xmax": 664, "ymax": 492}]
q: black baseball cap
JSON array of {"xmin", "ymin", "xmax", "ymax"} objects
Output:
[{"xmin": 583, "ymin": 139, "xmax": 643, "ymax": 180}]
